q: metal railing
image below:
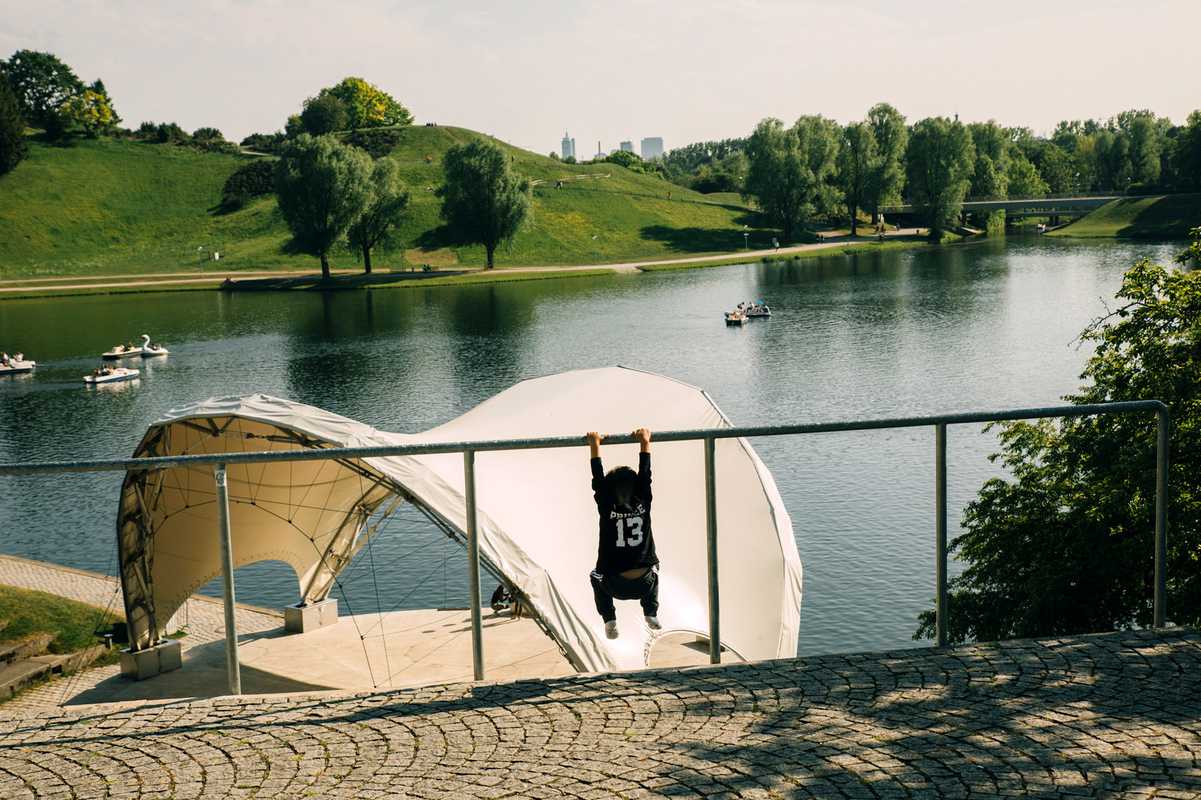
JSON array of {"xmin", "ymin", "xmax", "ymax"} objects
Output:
[{"xmin": 0, "ymin": 399, "xmax": 1170, "ymax": 695}]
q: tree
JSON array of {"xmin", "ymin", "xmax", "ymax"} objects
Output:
[
  {"xmin": 319, "ymin": 77, "xmax": 412, "ymax": 130},
  {"xmin": 439, "ymin": 140, "xmax": 529, "ymax": 269},
  {"xmin": 347, "ymin": 158, "xmax": 410, "ymax": 273},
  {"xmin": 916, "ymin": 229, "xmax": 1201, "ymax": 644},
  {"xmin": 743, "ymin": 116, "xmax": 839, "ymax": 242},
  {"xmin": 906, "ymin": 117, "xmax": 975, "ymax": 240},
  {"xmin": 603, "ymin": 149, "xmax": 644, "ymax": 170},
  {"xmin": 837, "ymin": 122, "xmax": 876, "ymax": 236},
  {"xmin": 865, "ymin": 103, "xmax": 907, "ymax": 223},
  {"xmin": 1, "ymin": 50, "xmax": 82, "ymax": 129},
  {"xmin": 1116, "ymin": 110, "xmax": 1163, "ymax": 186},
  {"xmin": 275, "ymin": 134, "xmax": 374, "ymax": 279},
  {"xmin": 300, "ymin": 93, "xmax": 349, "ymax": 135},
  {"xmin": 59, "ymin": 88, "xmax": 117, "ymax": 137},
  {"xmin": 967, "ymin": 121, "xmax": 1009, "ymax": 198},
  {"xmin": 1173, "ymin": 110, "xmax": 1201, "ymax": 192},
  {"xmin": 1006, "ymin": 152, "xmax": 1048, "ymax": 198},
  {"xmin": 0, "ymin": 71, "xmax": 26, "ymax": 175}
]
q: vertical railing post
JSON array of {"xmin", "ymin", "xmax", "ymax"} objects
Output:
[
  {"xmin": 934, "ymin": 424, "xmax": 948, "ymax": 648},
  {"xmin": 213, "ymin": 464, "xmax": 241, "ymax": 695},
  {"xmin": 1154, "ymin": 408, "xmax": 1170, "ymax": 628},
  {"xmin": 463, "ymin": 450, "xmax": 484, "ymax": 680},
  {"xmin": 703, "ymin": 435, "xmax": 721, "ymax": 664}
]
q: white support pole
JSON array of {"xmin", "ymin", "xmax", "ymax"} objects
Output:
[
  {"xmin": 463, "ymin": 450, "xmax": 484, "ymax": 681},
  {"xmin": 214, "ymin": 464, "xmax": 241, "ymax": 695}
]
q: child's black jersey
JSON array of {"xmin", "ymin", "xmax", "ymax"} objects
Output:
[{"xmin": 591, "ymin": 452, "xmax": 658, "ymax": 574}]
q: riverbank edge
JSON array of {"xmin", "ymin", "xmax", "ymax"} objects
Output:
[
  {"xmin": 0, "ymin": 553, "xmax": 282, "ymax": 619},
  {"xmin": 0, "ymin": 238, "xmax": 936, "ymax": 301}
]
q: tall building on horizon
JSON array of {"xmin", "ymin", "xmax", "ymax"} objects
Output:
[
  {"xmin": 560, "ymin": 131, "xmax": 575, "ymax": 160},
  {"xmin": 620, "ymin": 140, "xmax": 634, "ymax": 153},
  {"xmin": 640, "ymin": 136, "xmax": 664, "ymax": 160}
]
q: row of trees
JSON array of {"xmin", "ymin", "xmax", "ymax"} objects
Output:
[
  {"xmin": 1, "ymin": 50, "xmax": 119, "ymax": 140},
  {"xmin": 275, "ymin": 135, "xmax": 529, "ymax": 277},
  {"xmin": 687, "ymin": 104, "xmax": 1201, "ymax": 240},
  {"xmin": 745, "ymin": 104, "xmax": 910, "ymax": 239}
]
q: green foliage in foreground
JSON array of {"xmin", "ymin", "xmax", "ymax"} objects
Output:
[
  {"xmin": 0, "ymin": 128, "xmax": 761, "ymax": 278},
  {"xmin": 0, "ymin": 585, "xmax": 120, "ymax": 654},
  {"xmin": 917, "ymin": 231, "xmax": 1201, "ymax": 643},
  {"xmin": 1049, "ymin": 194, "xmax": 1201, "ymax": 239}
]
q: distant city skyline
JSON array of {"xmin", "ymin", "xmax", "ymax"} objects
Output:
[{"xmin": 3, "ymin": 1, "xmax": 1199, "ymax": 153}]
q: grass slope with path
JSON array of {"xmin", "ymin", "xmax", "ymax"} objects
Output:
[
  {"xmin": 0, "ymin": 127, "xmax": 769, "ymax": 279},
  {"xmin": 1048, "ymin": 193, "xmax": 1201, "ymax": 239}
]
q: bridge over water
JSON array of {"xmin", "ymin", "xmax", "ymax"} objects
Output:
[{"xmin": 883, "ymin": 194, "xmax": 1141, "ymax": 219}]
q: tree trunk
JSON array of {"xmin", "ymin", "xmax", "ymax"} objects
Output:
[
  {"xmin": 485, "ymin": 244, "xmax": 495, "ymax": 269},
  {"xmin": 849, "ymin": 201, "xmax": 858, "ymax": 236},
  {"xmin": 320, "ymin": 252, "xmax": 331, "ymax": 281},
  {"xmin": 362, "ymin": 242, "xmax": 372, "ymax": 274},
  {"xmin": 871, "ymin": 202, "xmax": 879, "ymax": 225}
]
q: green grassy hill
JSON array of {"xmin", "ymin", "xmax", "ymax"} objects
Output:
[
  {"xmin": 0, "ymin": 127, "xmax": 763, "ymax": 278},
  {"xmin": 1048, "ymin": 194, "xmax": 1201, "ymax": 239}
]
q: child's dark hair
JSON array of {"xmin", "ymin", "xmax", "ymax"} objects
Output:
[{"xmin": 605, "ymin": 466, "xmax": 638, "ymax": 497}]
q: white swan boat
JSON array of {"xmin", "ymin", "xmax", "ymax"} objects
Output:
[
  {"xmin": 139, "ymin": 334, "xmax": 169, "ymax": 357},
  {"xmin": 84, "ymin": 366, "xmax": 140, "ymax": 385},
  {"xmin": 0, "ymin": 354, "xmax": 35, "ymax": 375},
  {"xmin": 102, "ymin": 343, "xmax": 140, "ymax": 360}
]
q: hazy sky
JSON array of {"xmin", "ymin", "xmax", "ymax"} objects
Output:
[{"xmin": 4, "ymin": 0, "xmax": 1199, "ymax": 153}]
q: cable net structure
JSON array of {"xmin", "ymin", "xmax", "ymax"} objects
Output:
[{"xmin": 117, "ymin": 367, "xmax": 802, "ymax": 674}]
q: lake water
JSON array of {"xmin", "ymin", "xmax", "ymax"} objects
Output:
[{"xmin": 0, "ymin": 237, "xmax": 1180, "ymax": 657}]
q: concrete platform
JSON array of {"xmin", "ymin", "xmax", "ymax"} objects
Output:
[{"xmin": 54, "ymin": 608, "xmax": 718, "ymax": 707}]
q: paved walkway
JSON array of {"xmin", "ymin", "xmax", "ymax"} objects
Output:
[
  {"xmin": 0, "ymin": 555, "xmax": 279, "ymax": 715},
  {"xmin": 0, "ymin": 233, "xmax": 923, "ymax": 293},
  {"xmin": 0, "ymin": 629, "xmax": 1196, "ymax": 798}
]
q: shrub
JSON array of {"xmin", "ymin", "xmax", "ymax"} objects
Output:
[
  {"xmin": 192, "ymin": 126, "xmax": 224, "ymax": 141},
  {"xmin": 221, "ymin": 159, "xmax": 276, "ymax": 210},
  {"xmin": 240, "ymin": 131, "xmax": 287, "ymax": 155},
  {"xmin": 345, "ymin": 128, "xmax": 403, "ymax": 158},
  {"xmin": 300, "ymin": 94, "xmax": 348, "ymax": 135}
]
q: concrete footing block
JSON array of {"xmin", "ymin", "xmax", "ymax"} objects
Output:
[
  {"xmin": 284, "ymin": 598, "xmax": 338, "ymax": 633},
  {"xmin": 120, "ymin": 639, "xmax": 182, "ymax": 681}
]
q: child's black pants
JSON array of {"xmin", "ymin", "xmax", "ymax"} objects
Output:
[{"xmin": 590, "ymin": 567, "xmax": 658, "ymax": 622}]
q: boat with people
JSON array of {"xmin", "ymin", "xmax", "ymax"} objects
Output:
[
  {"xmin": 139, "ymin": 334, "xmax": 169, "ymax": 357},
  {"xmin": 724, "ymin": 310, "xmax": 746, "ymax": 326},
  {"xmin": 102, "ymin": 342, "xmax": 140, "ymax": 360},
  {"xmin": 84, "ymin": 366, "xmax": 140, "ymax": 385},
  {"xmin": 744, "ymin": 300, "xmax": 772, "ymax": 318},
  {"xmin": 0, "ymin": 352, "xmax": 35, "ymax": 375}
]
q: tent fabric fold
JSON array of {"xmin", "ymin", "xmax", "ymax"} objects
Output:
[{"xmin": 117, "ymin": 366, "xmax": 803, "ymax": 673}]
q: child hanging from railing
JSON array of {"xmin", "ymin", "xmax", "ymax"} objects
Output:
[{"xmin": 586, "ymin": 427, "xmax": 661, "ymax": 639}]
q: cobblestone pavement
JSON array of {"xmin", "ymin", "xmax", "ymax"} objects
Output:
[
  {"xmin": 0, "ymin": 555, "xmax": 279, "ymax": 715},
  {"xmin": 0, "ymin": 629, "xmax": 1196, "ymax": 798}
]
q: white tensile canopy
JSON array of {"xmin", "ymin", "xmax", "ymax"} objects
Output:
[{"xmin": 117, "ymin": 367, "xmax": 802, "ymax": 673}]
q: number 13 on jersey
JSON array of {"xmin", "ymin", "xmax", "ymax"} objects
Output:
[{"xmin": 615, "ymin": 516, "xmax": 644, "ymax": 547}]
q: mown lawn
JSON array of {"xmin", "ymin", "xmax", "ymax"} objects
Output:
[
  {"xmin": 0, "ymin": 129, "xmax": 769, "ymax": 278},
  {"xmin": 0, "ymin": 585, "xmax": 120, "ymax": 654},
  {"xmin": 1049, "ymin": 194, "xmax": 1201, "ymax": 239}
]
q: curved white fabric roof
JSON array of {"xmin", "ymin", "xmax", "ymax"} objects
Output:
[{"xmin": 117, "ymin": 367, "xmax": 802, "ymax": 673}]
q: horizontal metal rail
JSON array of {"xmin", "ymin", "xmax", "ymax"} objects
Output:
[
  {"xmin": 0, "ymin": 398, "xmax": 1169, "ymax": 685},
  {"xmin": 0, "ymin": 400, "xmax": 1167, "ymax": 476}
]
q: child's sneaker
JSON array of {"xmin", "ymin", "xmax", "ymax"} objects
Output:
[
  {"xmin": 644, "ymin": 616, "xmax": 662, "ymax": 631},
  {"xmin": 604, "ymin": 621, "xmax": 619, "ymax": 639}
]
